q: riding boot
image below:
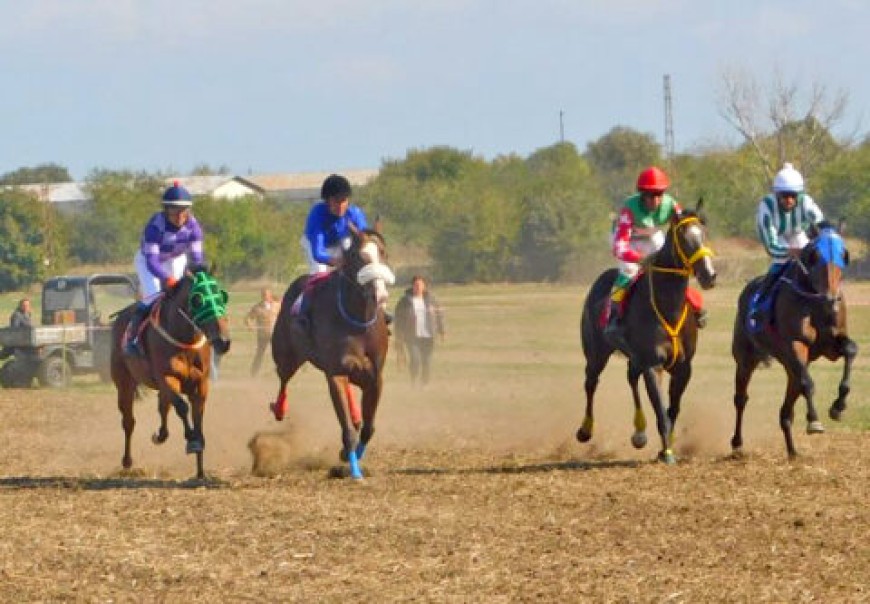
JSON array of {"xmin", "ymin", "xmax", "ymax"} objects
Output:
[
  {"xmin": 749, "ymin": 266, "xmax": 781, "ymax": 325},
  {"xmin": 124, "ymin": 303, "xmax": 150, "ymax": 357},
  {"xmin": 603, "ymin": 300, "xmax": 623, "ymax": 338}
]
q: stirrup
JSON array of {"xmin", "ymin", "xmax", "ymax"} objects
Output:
[{"xmin": 124, "ymin": 339, "xmax": 143, "ymax": 357}]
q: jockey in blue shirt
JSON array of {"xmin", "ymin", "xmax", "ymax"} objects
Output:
[
  {"xmin": 125, "ymin": 181, "xmax": 205, "ymax": 356},
  {"xmin": 301, "ymin": 174, "xmax": 368, "ymax": 273},
  {"xmin": 749, "ymin": 162, "xmax": 825, "ymax": 327}
]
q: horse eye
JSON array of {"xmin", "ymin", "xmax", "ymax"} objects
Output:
[
  {"xmin": 221, "ymin": 290, "xmax": 229, "ymax": 304},
  {"xmin": 191, "ymin": 293, "xmax": 204, "ymax": 308},
  {"xmin": 844, "ymin": 250, "xmax": 850, "ymax": 266}
]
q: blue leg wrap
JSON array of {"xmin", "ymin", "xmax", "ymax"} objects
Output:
[
  {"xmin": 348, "ymin": 450, "xmax": 363, "ymax": 480},
  {"xmin": 355, "ymin": 442, "xmax": 367, "ymax": 461}
]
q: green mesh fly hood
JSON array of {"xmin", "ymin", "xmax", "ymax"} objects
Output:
[{"xmin": 188, "ymin": 271, "xmax": 229, "ymax": 324}]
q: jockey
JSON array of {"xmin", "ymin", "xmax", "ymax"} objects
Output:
[
  {"xmin": 749, "ymin": 162, "xmax": 824, "ymax": 325},
  {"xmin": 604, "ymin": 167, "xmax": 706, "ymax": 340},
  {"xmin": 125, "ymin": 181, "xmax": 205, "ymax": 356},
  {"xmin": 301, "ymin": 173, "xmax": 368, "ymax": 274},
  {"xmin": 296, "ymin": 174, "xmax": 392, "ymax": 324}
]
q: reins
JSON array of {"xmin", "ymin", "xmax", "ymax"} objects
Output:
[
  {"xmin": 647, "ymin": 216, "xmax": 713, "ymax": 369},
  {"xmin": 149, "ymin": 298, "xmax": 207, "ymax": 350},
  {"xmin": 337, "ymin": 270, "xmax": 378, "ymax": 329}
]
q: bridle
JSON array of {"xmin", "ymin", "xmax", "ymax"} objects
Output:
[{"xmin": 647, "ymin": 215, "xmax": 714, "ymax": 369}]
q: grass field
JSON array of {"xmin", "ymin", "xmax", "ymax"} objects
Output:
[{"xmin": 0, "ymin": 278, "xmax": 867, "ymax": 601}]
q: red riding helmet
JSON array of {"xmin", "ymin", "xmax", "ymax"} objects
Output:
[{"xmin": 636, "ymin": 167, "xmax": 670, "ymax": 193}]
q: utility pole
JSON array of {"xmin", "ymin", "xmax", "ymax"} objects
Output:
[
  {"xmin": 663, "ymin": 75, "xmax": 675, "ymax": 161},
  {"xmin": 559, "ymin": 110, "xmax": 564, "ymax": 143}
]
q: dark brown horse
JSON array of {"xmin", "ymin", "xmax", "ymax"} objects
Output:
[
  {"xmin": 269, "ymin": 229, "xmax": 394, "ymax": 479},
  {"xmin": 731, "ymin": 224, "xmax": 856, "ymax": 458},
  {"xmin": 578, "ymin": 208, "xmax": 717, "ymax": 464},
  {"xmin": 110, "ymin": 267, "xmax": 231, "ymax": 479}
]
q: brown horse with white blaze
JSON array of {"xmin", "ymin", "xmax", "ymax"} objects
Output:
[
  {"xmin": 269, "ymin": 228, "xmax": 393, "ymax": 480},
  {"xmin": 110, "ymin": 267, "xmax": 231, "ymax": 480}
]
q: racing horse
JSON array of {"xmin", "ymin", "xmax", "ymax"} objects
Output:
[
  {"xmin": 110, "ymin": 267, "xmax": 231, "ymax": 479},
  {"xmin": 578, "ymin": 206, "xmax": 717, "ymax": 463},
  {"xmin": 269, "ymin": 228, "xmax": 394, "ymax": 479},
  {"xmin": 731, "ymin": 223, "xmax": 856, "ymax": 457}
]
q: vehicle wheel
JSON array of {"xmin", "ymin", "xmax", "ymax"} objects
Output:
[
  {"xmin": 38, "ymin": 356, "xmax": 72, "ymax": 388},
  {"xmin": 0, "ymin": 359, "xmax": 36, "ymax": 388}
]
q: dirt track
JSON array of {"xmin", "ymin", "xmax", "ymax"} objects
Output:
[{"xmin": 0, "ymin": 282, "xmax": 868, "ymax": 602}]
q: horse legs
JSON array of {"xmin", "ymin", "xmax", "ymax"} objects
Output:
[
  {"xmin": 576, "ymin": 352, "xmax": 611, "ymax": 443},
  {"xmin": 116, "ymin": 379, "xmax": 136, "ymax": 470},
  {"xmin": 829, "ymin": 335, "xmax": 858, "ymax": 421},
  {"xmin": 628, "ymin": 363, "xmax": 648, "ymax": 449},
  {"xmin": 327, "ymin": 374, "xmax": 363, "ymax": 479},
  {"xmin": 354, "ymin": 375, "xmax": 383, "ymax": 462},
  {"xmin": 731, "ymin": 357, "xmax": 760, "ymax": 453},
  {"xmin": 152, "ymin": 392, "xmax": 171, "ymax": 445},
  {"xmin": 187, "ymin": 392, "xmax": 207, "ymax": 480},
  {"xmin": 780, "ymin": 371, "xmax": 805, "ymax": 459},
  {"xmin": 641, "ymin": 367, "xmax": 675, "ymax": 464},
  {"xmin": 665, "ymin": 361, "xmax": 692, "ymax": 450},
  {"xmin": 270, "ymin": 350, "xmax": 304, "ymax": 422}
]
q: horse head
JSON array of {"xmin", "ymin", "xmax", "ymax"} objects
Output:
[
  {"xmin": 799, "ymin": 222, "xmax": 849, "ymax": 323},
  {"xmin": 659, "ymin": 202, "xmax": 716, "ymax": 290},
  {"xmin": 170, "ymin": 265, "xmax": 232, "ymax": 355},
  {"xmin": 342, "ymin": 229, "xmax": 395, "ymax": 312}
]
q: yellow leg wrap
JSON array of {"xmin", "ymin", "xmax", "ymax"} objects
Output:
[{"xmin": 633, "ymin": 408, "xmax": 647, "ymax": 433}]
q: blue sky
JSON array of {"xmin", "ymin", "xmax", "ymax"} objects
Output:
[{"xmin": 0, "ymin": 0, "xmax": 866, "ymax": 180}]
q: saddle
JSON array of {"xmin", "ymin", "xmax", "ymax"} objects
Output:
[
  {"xmin": 597, "ymin": 271, "xmax": 704, "ymax": 328},
  {"xmin": 290, "ymin": 272, "xmax": 332, "ymax": 316}
]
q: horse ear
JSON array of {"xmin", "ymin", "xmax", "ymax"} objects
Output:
[
  {"xmin": 374, "ymin": 213, "xmax": 383, "ymax": 234},
  {"xmin": 695, "ymin": 196, "xmax": 704, "ymax": 213}
]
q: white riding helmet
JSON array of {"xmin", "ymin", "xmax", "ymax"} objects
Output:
[{"xmin": 772, "ymin": 163, "xmax": 804, "ymax": 194}]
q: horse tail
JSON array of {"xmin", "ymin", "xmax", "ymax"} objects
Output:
[{"xmin": 581, "ymin": 268, "xmax": 618, "ymax": 353}]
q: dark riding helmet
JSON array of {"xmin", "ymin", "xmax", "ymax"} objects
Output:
[
  {"xmin": 321, "ymin": 174, "xmax": 352, "ymax": 200},
  {"xmin": 162, "ymin": 180, "xmax": 193, "ymax": 207}
]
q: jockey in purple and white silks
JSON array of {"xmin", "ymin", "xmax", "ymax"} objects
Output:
[
  {"xmin": 749, "ymin": 162, "xmax": 825, "ymax": 326},
  {"xmin": 125, "ymin": 181, "xmax": 205, "ymax": 356}
]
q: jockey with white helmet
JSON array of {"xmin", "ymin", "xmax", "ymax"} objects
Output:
[{"xmin": 749, "ymin": 162, "xmax": 825, "ymax": 325}]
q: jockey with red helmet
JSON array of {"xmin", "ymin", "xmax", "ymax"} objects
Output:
[{"xmin": 604, "ymin": 167, "xmax": 705, "ymax": 339}]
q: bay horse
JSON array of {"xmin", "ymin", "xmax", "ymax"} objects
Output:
[
  {"xmin": 731, "ymin": 224, "xmax": 856, "ymax": 458},
  {"xmin": 110, "ymin": 267, "xmax": 231, "ymax": 480},
  {"xmin": 578, "ymin": 207, "xmax": 717, "ymax": 464},
  {"xmin": 269, "ymin": 228, "xmax": 394, "ymax": 480}
]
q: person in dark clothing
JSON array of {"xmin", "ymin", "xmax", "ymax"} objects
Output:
[
  {"xmin": 9, "ymin": 298, "xmax": 33, "ymax": 328},
  {"xmin": 394, "ymin": 276, "xmax": 445, "ymax": 386}
]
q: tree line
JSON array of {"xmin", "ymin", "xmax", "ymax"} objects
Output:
[{"xmin": 1, "ymin": 115, "xmax": 868, "ymax": 290}]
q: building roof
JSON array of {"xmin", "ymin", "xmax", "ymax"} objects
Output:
[{"xmin": 238, "ymin": 169, "xmax": 379, "ymax": 193}]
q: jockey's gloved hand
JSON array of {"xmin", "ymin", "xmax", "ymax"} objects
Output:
[{"xmin": 162, "ymin": 276, "xmax": 179, "ymax": 291}]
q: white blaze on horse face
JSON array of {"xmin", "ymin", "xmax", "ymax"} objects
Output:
[
  {"xmin": 356, "ymin": 240, "xmax": 395, "ymax": 308},
  {"xmin": 360, "ymin": 241, "xmax": 381, "ymax": 265}
]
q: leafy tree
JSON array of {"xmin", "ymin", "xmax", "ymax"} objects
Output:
[
  {"xmin": 0, "ymin": 189, "xmax": 66, "ymax": 290},
  {"xmin": 585, "ymin": 127, "xmax": 663, "ymax": 208},
  {"xmin": 66, "ymin": 170, "xmax": 163, "ymax": 265},
  {"xmin": 0, "ymin": 163, "xmax": 72, "ymax": 185}
]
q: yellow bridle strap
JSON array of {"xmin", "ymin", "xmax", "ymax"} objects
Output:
[
  {"xmin": 672, "ymin": 216, "xmax": 714, "ymax": 269},
  {"xmin": 647, "ymin": 267, "xmax": 690, "ymax": 370}
]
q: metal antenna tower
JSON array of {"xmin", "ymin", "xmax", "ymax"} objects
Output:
[{"xmin": 663, "ymin": 74, "xmax": 675, "ymax": 160}]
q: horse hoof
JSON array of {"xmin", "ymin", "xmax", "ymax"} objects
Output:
[
  {"xmin": 576, "ymin": 428, "xmax": 592, "ymax": 443},
  {"xmin": 151, "ymin": 431, "xmax": 168, "ymax": 445},
  {"xmin": 657, "ymin": 450, "xmax": 677, "ymax": 465},
  {"xmin": 829, "ymin": 406, "xmax": 843, "ymax": 422},
  {"xmin": 807, "ymin": 421, "xmax": 825, "ymax": 435},
  {"xmin": 186, "ymin": 440, "xmax": 205, "ymax": 454},
  {"xmin": 630, "ymin": 432, "xmax": 648, "ymax": 449}
]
